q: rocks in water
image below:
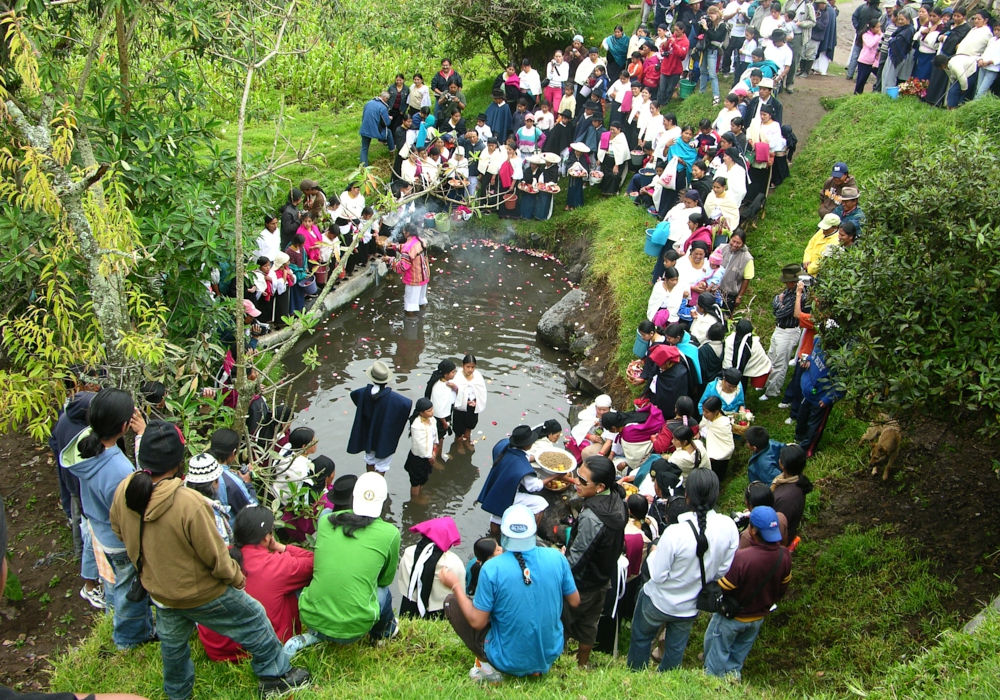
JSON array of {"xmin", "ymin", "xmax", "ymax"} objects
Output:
[
  {"xmin": 575, "ymin": 364, "xmax": 610, "ymax": 394},
  {"xmin": 569, "ymin": 333, "xmax": 596, "ymax": 356},
  {"xmin": 566, "ymin": 263, "xmax": 585, "ymax": 284},
  {"xmin": 537, "ymin": 288, "xmax": 587, "ymax": 349}
]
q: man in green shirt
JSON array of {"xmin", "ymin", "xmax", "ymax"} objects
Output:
[{"xmin": 284, "ymin": 473, "xmax": 400, "ymax": 655}]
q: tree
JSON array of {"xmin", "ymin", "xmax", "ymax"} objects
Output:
[
  {"xmin": 447, "ymin": 0, "xmax": 601, "ymax": 66},
  {"xmin": 818, "ymin": 132, "xmax": 1000, "ymax": 438}
]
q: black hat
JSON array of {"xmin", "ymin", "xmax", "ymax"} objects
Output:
[
  {"xmin": 138, "ymin": 420, "xmax": 186, "ymax": 474},
  {"xmin": 477, "ymin": 112, "xmax": 488, "ymax": 121},
  {"xmin": 509, "ymin": 425, "xmax": 535, "ymax": 449},
  {"xmin": 591, "ymin": 111, "xmax": 605, "ymax": 122},
  {"xmin": 560, "ymin": 109, "xmax": 573, "ymax": 119},
  {"xmin": 722, "ymin": 367, "xmax": 743, "ymax": 385},
  {"xmin": 331, "ymin": 474, "xmax": 358, "ymax": 511},
  {"xmin": 584, "ymin": 100, "xmax": 600, "ymax": 111}
]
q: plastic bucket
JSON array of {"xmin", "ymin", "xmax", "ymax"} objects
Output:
[
  {"xmin": 314, "ymin": 265, "xmax": 328, "ymax": 285},
  {"xmin": 632, "ymin": 330, "xmax": 649, "ymax": 358},
  {"xmin": 886, "ymin": 86, "xmax": 899, "ymax": 100},
  {"xmin": 580, "ymin": 85, "xmax": 593, "ymax": 97},
  {"xmin": 434, "ymin": 212, "xmax": 452, "ymax": 232},
  {"xmin": 630, "ymin": 151, "xmax": 645, "ymax": 167},
  {"xmin": 679, "ymin": 79, "xmax": 696, "ymax": 99},
  {"xmin": 644, "ymin": 230, "xmax": 664, "ymax": 258}
]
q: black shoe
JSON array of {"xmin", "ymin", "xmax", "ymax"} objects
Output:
[{"xmin": 259, "ymin": 667, "xmax": 311, "ymax": 698}]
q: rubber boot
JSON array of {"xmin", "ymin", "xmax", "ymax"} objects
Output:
[{"xmin": 798, "ymin": 60, "xmax": 813, "ymax": 78}]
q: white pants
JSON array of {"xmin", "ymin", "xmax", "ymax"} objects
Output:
[
  {"xmin": 403, "ymin": 284, "xmax": 427, "ymax": 312},
  {"xmin": 489, "ymin": 492, "xmax": 549, "ymax": 524},
  {"xmin": 364, "ymin": 452, "xmax": 393, "ymax": 473},
  {"xmin": 763, "ymin": 327, "xmax": 801, "ymax": 398}
]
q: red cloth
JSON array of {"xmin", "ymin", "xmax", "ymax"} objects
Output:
[
  {"xmin": 682, "ymin": 225, "xmax": 713, "ymax": 254},
  {"xmin": 652, "ymin": 418, "xmax": 699, "ymax": 454},
  {"xmin": 198, "ymin": 544, "xmax": 314, "ymax": 661},
  {"xmin": 624, "ymin": 532, "xmax": 646, "ymax": 577},
  {"xmin": 641, "ymin": 56, "xmax": 661, "ymax": 88},
  {"xmin": 659, "ymin": 36, "xmax": 690, "ymax": 77}
]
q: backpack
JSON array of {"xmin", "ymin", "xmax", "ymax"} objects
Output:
[{"xmin": 781, "ymin": 124, "xmax": 798, "ymax": 160}]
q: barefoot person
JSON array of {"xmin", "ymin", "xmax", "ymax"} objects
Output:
[
  {"xmin": 440, "ymin": 504, "xmax": 580, "ymax": 683},
  {"xmin": 393, "ymin": 223, "xmax": 430, "ymax": 315},
  {"xmin": 347, "ymin": 360, "xmax": 413, "ymax": 474},
  {"xmin": 426, "ymin": 359, "xmax": 459, "ymax": 462},
  {"xmin": 404, "ymin": 398, "xmax": 437, "ymax": 501},
  {"xmin": 451, "ymin": 354, "xmax": 488, "ymax": 454},
  {"xmin": 477, "ymin": 426, "xmax": 557, "ymax": 538}
]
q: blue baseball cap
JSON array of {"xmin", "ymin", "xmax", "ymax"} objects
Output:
[
  {"xmin": 749, "ymin": 506, "xmax": 783, "ymax": 543},
  {"xmin": 831, "ymin": 162, "xmax": 849, "ymax": 177}
]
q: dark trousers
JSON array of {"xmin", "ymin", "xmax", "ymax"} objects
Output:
[
  {"xmin": 658, "ymin": 73, "xmax": 682, "ymax": 105},
  {"xmin": 854, "ymin": 62, "xmax": 876, "ymax": 94},
  {"xmin": 795, "ymin": 400, "xmax": 833, "ymax": 457},
  {"xmin": 444, "ymin": 594, "xmax": 489, "ymax": 662},
  {"xmin": 783, "ymin": 362, "xmax": 805, "ymax": 419},
  {"xmin": 710, "ymin": 458, "xmax": 730, "ymax": 483},
  {"xmin": 724, "ymin": 37, "xmax": 745, "ymax": 74}
]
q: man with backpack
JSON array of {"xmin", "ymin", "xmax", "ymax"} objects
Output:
[{"xmin": 703, "ymin": 505, "xmax": 791, "ymax": 679}]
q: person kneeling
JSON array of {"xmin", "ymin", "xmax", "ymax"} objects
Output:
[{"xmin": 439, "ymin": 505, "xmax": 580, "ymax": 683}]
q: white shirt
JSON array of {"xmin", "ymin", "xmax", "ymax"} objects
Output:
[
  {"xmin": 699, "ymin": 415, "xmax": 735, "ymax": 460},
  {"xmin": 339, "ymin": 191, "xmax": 366, "ymax": 219},
  {"xmin": 575, "ymin": 56, "xmax": 606, "ymax": 85},
  {"xmin": 546, "ymin": 60, "xmax": 570, "ymax": 87},
  {"xmin": 476, "ymin": 123, "xmax": 493, "ymax": 140},
  {"xmin": 533, "ymin": 110, "xmax": 555, "ymax": 131},
  {"xmin": 607, "ymin": 78, "xmax": 631, "ymax": 105},
  {"xmin": 519, "ymin": 68, "xmax": 542, "ymax": 96},
  {"xmin": 255, "ymin": 228, "xmax": 281, "ymax": 261},
  {"xmin": 713, "ymin": 107, "xmax": 742, "ymax": 135},
  {"xmin": 643, "ymin": 510, "xmax": 739, "ymax": 618},
  {"xmin": 398, "ymin": 547, "xmax": 465, "ymax": 613},
  {"xmin": 653, "ymin": 124, "xmax": 682, "ymax": 160},
  {"xmin": 724, "ymin": 1, "xmax": 748, "ymax": 37},
  {"xmin": 409, "ymin": 417, "xmax": 437, "ymax": 459},
  {"xmin": 272, "ymin": 452, "xmax": 313, "ymax": 503},
  {"xmin": 430, "ymin": 381, "xmax": 457, "ymax": 419},
  {"xmin": 982, "ymin": 36, "xmax": 1000, "ymax": 72},
  {"xmin": 758, "ymin": 15, "xmax": 783, "ymax": 46},
  {"xmin": 765, "ymin": 43, "xmax": 794, "ymax": 71},
  {"xmin": 646, "ymin": 280, "xmax": 686, "ymax": 322}
]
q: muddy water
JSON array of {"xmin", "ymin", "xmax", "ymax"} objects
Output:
[{"xmin": 283, "ymin": 241, "xmax": 583, "ymax": 561}]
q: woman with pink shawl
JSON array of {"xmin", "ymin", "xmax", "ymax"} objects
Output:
[
  {"xmin": 393, "ymin": 223, "xmax": 430, "ymax": 313},
  {"xmin": 600, "ymin": 398, "xmax": 665, "ymax": 473},
  {"xmin": 398, "ymin": 517, "xmax": 465, "ymax": 618}
]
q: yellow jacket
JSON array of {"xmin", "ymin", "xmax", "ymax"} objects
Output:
[{"xmin": 802, "ymin": 230, "xmax": 838, "ymax": 275}]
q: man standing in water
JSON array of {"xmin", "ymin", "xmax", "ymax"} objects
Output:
[
  {"xmin": 347, "ymin": 360, "xmax": 413, "ymax": 474},
  {"xmin": 477, "ymin": 426, "xmax": 557, "ymax": 538}
]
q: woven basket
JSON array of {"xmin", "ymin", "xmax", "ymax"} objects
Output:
[{"xmin": 731, "ymin": 422, "xmax": 750, "ymax": 436}]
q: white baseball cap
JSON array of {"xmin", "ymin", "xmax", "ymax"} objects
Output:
[
  {"xmin": 500, "ymin": 504, "xmax": 537, "ymax": 552},
  {"xmin": 353, "ymin": 472, "xmax": 388, "ymax": 518}
]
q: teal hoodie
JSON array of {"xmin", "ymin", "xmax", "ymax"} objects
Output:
[{"xmin": 61, "ymin": 428, "xmax": 135, "ymax": 551}]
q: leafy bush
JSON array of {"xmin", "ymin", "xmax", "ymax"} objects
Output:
[{"xmin": 819, "ymin": 131, "xmax": 1000, "ymax": 437}]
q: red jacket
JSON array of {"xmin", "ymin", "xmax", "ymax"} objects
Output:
[
  {"xmin": 198, "ymin": 544, "xmax": 314, "ymax": 661},
  {"xmin": 641, "ymin": 55, "xmax": 661, "ymax": 88},
  {"xmin": 659, "ymin": 36, "xmax": 690, "ymax": 77}
]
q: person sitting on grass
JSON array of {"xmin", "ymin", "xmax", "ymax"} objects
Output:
[
  {"xmin": 399, "ymin": 517, "xmax": 466, "ymax": 620},
  {"xmin": 700, "ymin": 367, "xmax": 747, "ymax": 415},
  {"xmin": 285, "ymin": 473, "xmax": 400, "ymax": 656},
  {"xmin": 110, "ymin": 421, "xmax": 310, "ymax": 699},
  {"xmin": 199, "ymin": 507, "xmax": 315, "ymax": 663},
  {"xmin": 666, "ymin": 424, "xmax": 711, "ymax": 478},
  {"xmin": 439, "ymin": 504, "xmax": 580, "ymax": 683},
  {"xmin": 744, "ymin": 426, "xmax": 785, "ymax": 484},
  {"xmin": 704, "ymin": 506, "xmax": 791, "ymax": 679},
  {"xmin": 465, "ymin": 537, "xmax": 503, "ymax": 597},
  {"xmin": 772, "ymin": 444, "xmax": 813, "ymax": 544}
]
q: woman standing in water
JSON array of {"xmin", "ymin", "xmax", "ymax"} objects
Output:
[
  {"xmin": 425, "ymin": 360, "xmax": 459, "ymax": 463},
  {"xmin": 451, "ymin": 354, "xmax": 488, "ymax": 454},
  {"xmin": 393, "ymin": 223, "xmax": 430, "ymax": 314}
]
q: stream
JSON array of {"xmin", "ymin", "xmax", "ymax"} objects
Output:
[{"xmin": 283, "ymin": 240, "xmax": 583, "ymax": 561}]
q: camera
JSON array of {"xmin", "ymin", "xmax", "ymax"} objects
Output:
[
  {"xmin": 251, "ymin": 321, "xmax": 270, "ymax": 337},
  {"xmin": 798, "ymin": 274, "xmax": 814, "ymax": 287},
  {"xmin": 731, "ymin": 510, "xmax": 750, "ymax": 531}
]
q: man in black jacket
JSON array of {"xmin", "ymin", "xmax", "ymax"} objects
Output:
[
  {"xmin": 563, "ymin": 455, "xmax": 628, "ymax": 668},
  {"xmin": 745, "ymin": 78, "xmax": 784, "ymax": 125}
]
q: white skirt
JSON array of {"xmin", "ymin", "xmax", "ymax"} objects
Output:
[
  {"xmin": 404, "ymin": 284, "xmax": 426, "ymax": 312},
  {"xmin": 489, "ymin": 492, "xmax": 549, "ymax": 524}
]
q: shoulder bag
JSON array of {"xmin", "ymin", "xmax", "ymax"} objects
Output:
[{"xmin": 125, "ymin": 514, "xmax": 149, "ymax": 603}]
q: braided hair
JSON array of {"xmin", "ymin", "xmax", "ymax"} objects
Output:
[
  {"xmin": 512, "ymin": 551, "xmax": 532, "ymax": 585},
  {"xmin": 685, "ymin": 469, "xmax": 720, "ymax": 557}
]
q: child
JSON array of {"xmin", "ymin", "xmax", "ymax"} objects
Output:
[
  {"xmin": 734, "ymin": 26, "xmax": 758, "ymax": 85},
  {"xmin": 511, "ymin": 98, "xmax": 530, "ymax": 135},
  {"xmin": 744, "ymin": 425, "xmax": 784, "ymax": 484},
  {"xmin": 624, "ymin": 494, "xmax": 658, "ymax": 579},
  {"xmin": 699, "ymin": 367, "xmax": 747, "ymax": 414},
  {"xmin": 782, "ymin": 11, "xmax": 797, "ymax": 41},
  {"xmin": 296, "ymin": 213, "xmax": 323, "ymax": 262},
  {"xmin": 666, "ymin": 425, "xmax": 710, "ymax": 477},
  {"xmin": 694, "ymin": 119, "xmax": 720, "ymax": 159},
  {"xmin": 591, "ymin": 64, "xmax": 610, "ymax": 104},
  {"xmin": 465, "ymin": 537, "xmax": 502, "ymax": 597},
  {"xmin": 475, "ymin": 112, "xmax": 493, "ymax": 141},
  {"xmin": 516, "ymin": 114, "xmax": 545, "ymax": 155},
  {"xmin": 705, "ymin": 248, "xmax": 726, "ymax": 306},
  {"xmin": 404, "ymin": 398, "xmax": 437, "ymax": 500},
  {"xmin": 533, "ymin": 100, "xmax": 555, "ymax": 132},
  {"xmin": 855, "ymin": 19, "xmax": 881, "ymax": 94},
  {"xmin": 560, "ymin": 83, "xmax": 578, "ymax": 118},
  {"xmin": 186, "ymin": 453, "xmax": 233, "ymax": 545},
  {"xmin": 699, "ymin": 396, "xmax": 735, "ymax": 482}
]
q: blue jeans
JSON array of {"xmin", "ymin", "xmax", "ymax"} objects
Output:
[
  {"xmin": 626, "ymin": 588, "xmax": 696, "ymax": 671},
  {"xmin": 699, "ymin": 50, "xmax": 720, "ymax": 98},
  {"xmin": 312, "ymin": 586, "xmax": 397, "ymax": 644},
  {"xmin": 157, "ymin": 586, "xmax": 290, "ymax": 700},
  {"xmin": 975, "ymin": 70, "xmax": 998, "ymax": 100},
  {"xmin": 80, "ymin": 521, "xmax": 99, "ymax": 582},
  {"xmin": 703, "ymin": 613, "xmax": 764, "ymax": 679},
  {"xmin": 360, "ymin": 131, "xmax": 395, "ymax": 167},
  {"xmin": 846, "ymin": 42, "xmax": 861, "ymax": 79},
  {"xmin": 104, "ymin": 550, "xmax": 155, "ymax": 649}
]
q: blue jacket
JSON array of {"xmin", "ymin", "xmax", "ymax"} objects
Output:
[
  {"xmin": 60, "ymin": 429, "xmax": 134, "ymax": 550},
  {"xmin": 347, "ymin": 385, "xmax": 413, "ymax": 459},
  {"xmin": 800, "ymin": 338, "xmax": 843, "ymax": 407},
  {"xmin": 359, "ymin": 98, "xmax": 390, "ymax": 140},
  {"xmin": 477, "ymin": 439, "xmax": 535, "ymax": 517},
  {"xmin": 698, "ymin": 378, "xmax": 746, "ymax": 414},
  {"xmin": 486, "ymin": 102, "xmax": 513, "ymax": 144},
  {"xmin": 747, "ymin": 439, "xmax": 784, "ymax": 484}
]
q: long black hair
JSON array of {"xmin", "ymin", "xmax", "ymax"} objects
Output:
[
  {"xmin": 79, "ymin": 389, "xmax": 134, "ymax": 459},
  {"xmin": 424, "ymin": 359, "xmax": 457, "ymax": 399},
  {"xmin": 686, "ymin": 469, "xmax": 720, "ymax": 557},
  {"xmin": 327, "ymin": 510, "xmax": 375, "ymax": 538},
  {"xmin": 468, "ymin": 537, "xmax": 498, "ymax": 596},
  {"xmin": 674, "ymin": 396, "xmax": 699, "ymax": 424},
  {"xmin": 583, "ymin": 455, "xmax": 626, "ymax": 500},
  {"xmin": 674, "ymin": 424, "xmax": 702, "ymax": 469},
  {"xmin": 230, "ymin": 506, "xmax": 274, "ymax": 572}
]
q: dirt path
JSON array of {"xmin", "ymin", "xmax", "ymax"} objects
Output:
[{"xmin": 780, "ymin": 0, "xmax": 862, "ymax": 147}]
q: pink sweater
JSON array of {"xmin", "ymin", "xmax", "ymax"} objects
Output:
[{"xmin": 859, "ymin": 31, "xmax": 881, "ymax": 67}]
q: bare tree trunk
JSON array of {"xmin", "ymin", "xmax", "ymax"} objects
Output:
[
  {"xmin": 6, "ymin": 99, "xmax": 135, "ymax": 388},
  {"xmin": 115, "ymin": 6, "xmax": 131, "ymax": 114}
]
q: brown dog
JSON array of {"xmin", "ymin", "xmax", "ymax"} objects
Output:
[{"xmin": 860, "ymin": 415, "xmax": 902, "ymax": 481}]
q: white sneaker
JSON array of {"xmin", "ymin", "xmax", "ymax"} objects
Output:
[
  {"xmin": 759, "ymin": 395, "xmax": 769, "ymax": 402},
  {"xmin": 785, "ymin": 417, "xmax": 795, "ymax": 425},
  {"xmin": 469, "ymin": 660, "xmax": 503, "ymax": 683},
  {"xmin": 283, "ymin": 632, "xmax": 320, "ymax": 658},
  {"xmin": 80, "ymin": 584, "xmax": 106, "ymax": 609},
  {"xmin": 778, "ymin": 402, "xmax": 791, "ymax": 409}
]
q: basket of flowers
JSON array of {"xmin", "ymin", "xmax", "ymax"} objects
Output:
[
  {"xmin": 898, "ymin": 78, "xmax": 929, "ymax": 98},
  {"xmin": 731, "ymin": 408, "xmax": 754, "ymax": 436}
]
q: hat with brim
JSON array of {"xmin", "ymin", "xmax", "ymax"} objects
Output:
[
  {"xmin": 542, "ymin": 152, "xmax": 561, "ymax": 164},
  {"xmin": 299, "ymin": 178, "xmax": 318, "ymax": 191},
  {"xmin": 840, "ymin": 186, "xmax": 860, "ymax": 201},
  {"xmin": 273, "ymin": 251, "xmax": 290, "ymax": 267},
  {"xmin": 758, "ymin": 78, "xmax": 774, "ymax": 89},
  {"xmin": 527, "ymin": 154, "xmax": 546, "ymax": 165},
  {"xmin": 560, "ymin": 109, "xmax": 573, "ymax": 119},
  {"xmin": 509, "ymin": 425, "xmax": 535, "ymax": 448},
  {"xmin": 750, "ymin": 506, "xmax": 783, "ymax": 542},
  {"xmin": 477, "ymin": 112, "xmax": 488, "ymax": 121},
  {"xmin": 364, "ymin": 359, "xmax": 394, "ymax": 384},
  {"xmin": 242, "ymin": 299, "xmax": 261, "ymax": 318},
  {"xmin": 570, "ymin": 141, "xmax": 591, "ymax": 153},
  {"xmin": 331, "ymin": 474, "xmax": 358, "ymax": 511},
  {"xmin": 819, "ymin": 213, "xmax": 842, "ymax": 230},
  {"xmin": 500, "ymin": 504, "xmax": 537, "ymax": 552},
  {"xmin": 186, "ymin": 453, "xmax": 223, "ymax": 484},
  {"xmin": 779, "ymin": 263, "xmax": 803, "ymax": 283}
]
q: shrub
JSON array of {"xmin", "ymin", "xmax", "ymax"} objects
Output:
[{"xmin": 819, "ymin": 131, "xmax": 1000, "ymax": 437}]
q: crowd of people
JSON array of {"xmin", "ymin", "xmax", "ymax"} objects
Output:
[{"xmin": 4, "ymin": 2, "xmax": 897, "ymax": 698}]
